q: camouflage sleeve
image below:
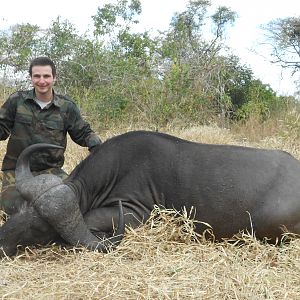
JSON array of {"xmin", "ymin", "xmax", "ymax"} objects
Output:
[
  {"xmin": 65, "ymin": 102, "xmax": 102, "ymax": 150},
  {"xmin": 0, "ymin": 94, "xmax": 17, "ymax": 140}
]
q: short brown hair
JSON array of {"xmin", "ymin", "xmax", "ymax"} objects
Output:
[{"xmin": 29, "ymin": 57, "xmax": 57, "ymax": 77}]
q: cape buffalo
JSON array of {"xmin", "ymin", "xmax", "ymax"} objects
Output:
[{"xmin": 0, "ymin": 130, "xmax": 300, "ymax": 257}]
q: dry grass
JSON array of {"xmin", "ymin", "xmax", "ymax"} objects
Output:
[{"xmin": 0, "ymin": 124, "xmax": 300, "ymax": 299}]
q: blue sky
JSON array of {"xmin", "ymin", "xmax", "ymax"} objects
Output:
[{"xmin": 1, "ymin": 0, "xmax": 299, "ymax": 96}]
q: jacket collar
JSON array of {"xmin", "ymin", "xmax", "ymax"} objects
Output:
[{"xmin": 25, "ymin": 89, "xmax": 63, "ymax": 107}]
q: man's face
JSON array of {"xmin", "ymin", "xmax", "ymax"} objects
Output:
[{"xmin": 31, "ymin": 65, "xmax": 56, "ymax": 100}]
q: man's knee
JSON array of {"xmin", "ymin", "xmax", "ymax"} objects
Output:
[
  {"xmin": 1, "ymin": 170, "xmax": 27, "ymax": 215},
  {"xmin": 0, "ymin": 185, "xmax": 26, "ymax": 215}
]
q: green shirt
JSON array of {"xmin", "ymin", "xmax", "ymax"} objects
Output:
[{"xmin": 0, "ymin": 89, "xmax": 101, "ymax": 171}]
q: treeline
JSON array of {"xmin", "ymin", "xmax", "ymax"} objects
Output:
[{"xmin": 0, "ymin": 0, "xmax": 298, "ymax": 130}]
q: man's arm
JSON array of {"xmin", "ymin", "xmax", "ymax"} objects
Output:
[
  {"xmin": 65, "ymin": 102, "xmax": 102, "ymax": 150},
  {"xmin": 0, "ymin": 94, "xmax": 17, "ymax": 140}
]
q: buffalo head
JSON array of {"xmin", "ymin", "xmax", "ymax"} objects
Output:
[{"xmin": 0, "ymin": 143, "xmax": 125, "ymax": 257}]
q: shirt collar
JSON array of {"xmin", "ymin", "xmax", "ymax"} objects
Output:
[{"xmin": 26, "ymin": 89, "xmax": 63, "ymax": 107}]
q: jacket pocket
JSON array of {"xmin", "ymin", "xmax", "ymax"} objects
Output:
[
  {"xmin": 43, "ymin": 120, "xmax": 64, "ymax": 131},
  {"xmin": 15, "ymin": 113, "xmax": 32, "ymax": 124},
  {"xmin": 42, "ymin": 119, "xmax": 65, "ymax": 144}
]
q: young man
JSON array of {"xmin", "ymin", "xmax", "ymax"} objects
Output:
[{"xmin": 0, "ymin": 57, "xmax": 102, "ymax": 215}]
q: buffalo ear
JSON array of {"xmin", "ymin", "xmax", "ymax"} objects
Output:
[
  {"xmin": 16, "ymin": 174, "xmax": 63, "ymax": 203},
  {"xmin": 32, "ymin": 184, "xmax": 125, "ymax": 252}
]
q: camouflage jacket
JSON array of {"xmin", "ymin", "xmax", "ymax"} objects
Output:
[{"xmin": 0, "ymin": 89, "xmax": 101, "ymax": 171}]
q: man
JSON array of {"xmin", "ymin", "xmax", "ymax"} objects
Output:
[{"xmin": 0, "ymin": 57, "xmax": 102, "ymax": 215}]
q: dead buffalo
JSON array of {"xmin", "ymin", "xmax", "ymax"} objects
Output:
[{"xmin": 0, "ymin": 130, "xmax": 299, "ymax": 257}]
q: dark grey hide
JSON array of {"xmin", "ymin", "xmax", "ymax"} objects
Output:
[{"xmin": 1, "ymin": 130, "xmax": 300, "ymax": 257}]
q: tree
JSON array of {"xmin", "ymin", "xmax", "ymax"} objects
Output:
[
  {"xmin": 0, "ymin": 23, "xmax": 40, "ymax": 75},
  {"xmin": 263, "ymin": 17, "xmax": 300, "ymax": 72},
  {"xmin": 159, "ymin": 0, "xmax": 237, "ymax": 116},
  {"xmin": 92, "ymin": 0, "xmax": 141, "ymax": 38},
  {"xmin": 92, "ymin": 0, "xmax": 155, "ymax": 78}
]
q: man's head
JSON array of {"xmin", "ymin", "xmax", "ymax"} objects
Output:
[
  {"xmin": 29, "ymin": 57, "xmax": 57, "ymax": 101},
  {"xmin": 29, "ymin": 57, "xmax": 56, "ymax": 77}
]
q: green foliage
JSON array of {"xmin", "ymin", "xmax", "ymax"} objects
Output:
[
  {"xmin": 224, "ymin": 56, "xmax": 254, "ymax": 108},
  {"xmin": 211, "ymin": 6, "xmax": 237, "ymax": 38},
  {"xmin": 279, "ymin": 101, "xmax": 300, "ymax": 139},
  {"xmin": 236, "ymin": 80, "xmax": 284, "ymax": 121},
  {"xmin": 40, "ymin": 17, "xmax": 79, "ymax": 63},
  {"xmin": 0, "ymin": 23, "xmax": 39, "ymax": 73},
  {"xmin": 164, "ymin": 60, "xmax": 191, "ymax": 97},
  {"xmin": 92, "ymin": 0, "xmax": 141, "ymax": 36},
  {"xmin": 0, "ymin": 0, "xmax": 296, "ymax": 130}
]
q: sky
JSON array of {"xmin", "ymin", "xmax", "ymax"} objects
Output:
[{"xmin": 1, "ymin": 0, "xmax": 300, "ymax": 96}]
